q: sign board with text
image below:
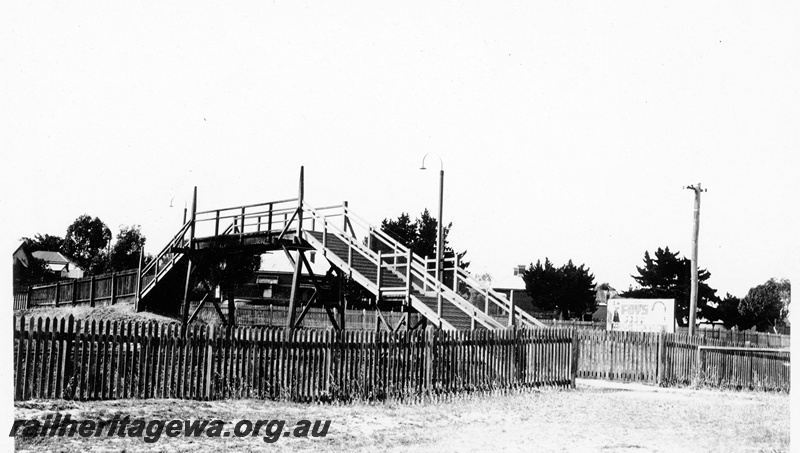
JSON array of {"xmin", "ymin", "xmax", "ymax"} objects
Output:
[{"xmin": 606, "ymin": 298, "xmax": 675, "ymax": 333}]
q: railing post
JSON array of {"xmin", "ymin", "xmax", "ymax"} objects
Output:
[
  {"xmin": 453, "ymin": 254, "xmax": 459, "ymax": 292},
  {"xmin": 215, "ymin": 210, "xmax": 220, "ymax": 236},
  {"xmin": 405, "ymin": 249, "xmax": 412, "ymax": 306},
  {"xmin": 376, "ymin": 251, "xmax": 383, "ymax": 303},
  {"xmin": 322, "ymin": 217, "xmax": 327, "ymax": 250},
  {"xmin": 484, "ymin": 288, "xmax": 490, "ymax": 314},
  {"xmin": 341, "ymin": 201, "xmax": 346, "ymax": 233},
  {"xmin": 240, "ymin": 206, "xmax": 246, "ymax": 236},
  {"xmin": 27, "ymin": 285, "xmax": 33, "ymax": 309},
  {"xmin": 268, "ymin": 203, "xmax": 273, "ymax": 232}
]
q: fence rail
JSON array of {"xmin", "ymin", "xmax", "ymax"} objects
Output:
[
  {"xmin": 189, "ymin": 303, "xmax": 424, "ymax": 331},
  {"xmin": 544, "ymin": 320, "xmax": 791, "ymax": 348},
  {"xmin": 13, "ymin": 270, "xmax": 139, "ymax": 310},
  {"xmin": 13, "ymin": 315, "xmax": 576, "ymax": 402}
]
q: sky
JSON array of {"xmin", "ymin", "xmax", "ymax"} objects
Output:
[{"xmin": 2, "ymin": 1, "xmax": 799, "ymax": 302}]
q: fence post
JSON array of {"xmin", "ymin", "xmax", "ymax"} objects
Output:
[
  {"xmin": 135, "ymin": 248, "xmax": 144, "ymax": 311},
  {"xmin": 54, "ymin": 281, "xmax": 60, "ymax": 306},
  {"xmin": 570, "ymin": 328, "xmax": 580, "ymax": 388},
  {"xmin": 110, "ymin": 272, "xmax": 117, "ymax": 305},
  {"xmin": 424, "ymin": 327, "xmax": 434, "ymax": 393},
  {"xmin": 89, "ymin": 275, "xmax": 96, "ymax": 307},
  {"xmin": 26, "ymin": 286, "xmax": 33, "ymax": 309},
  {"xmin": 72, "ymin": 280, "xmax": 78, "ymax": 305},
  {"xmin": 657, "ymin": 330, "xmax": 666, "ymax": 386},
  {"xmin": 695, "ymin": 346, "xmax": 704, "ymax": 386}
]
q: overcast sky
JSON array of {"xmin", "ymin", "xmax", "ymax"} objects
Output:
[{"xmin": 2, "ymin": 1, "xmax": 798, "ymax": 300}]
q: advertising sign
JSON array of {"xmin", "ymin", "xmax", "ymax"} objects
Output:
[{"xmin": 606, "ymin": 298, "xmax": 675, "ymax": 333}]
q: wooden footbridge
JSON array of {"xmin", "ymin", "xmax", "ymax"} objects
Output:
[{"xmin": 136, "ymin": 168, "xmax": 545, "ymax": 331}]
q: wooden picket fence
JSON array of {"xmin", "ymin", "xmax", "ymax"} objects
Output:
[
  {"xmin": 13, "ymin": 270, "xmax": 139, "ymax": 310},
  {"xmin": 13, "ymin": 315, "xmax": 577, "ymax": 402},
  {"xmin": 695, "ymin": 346, "xmax": 790, "ymax": 391},
  {"xmin": 575, "ymin": 329, "xmax": 790, "ymax": 391}
]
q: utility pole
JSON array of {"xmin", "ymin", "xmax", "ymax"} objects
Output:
[{"xmin": 685, "ymin": 183, "xmax": 706, "ymax": 336}]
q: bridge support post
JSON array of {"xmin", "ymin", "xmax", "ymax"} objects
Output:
[
  {"xmin": 181, "ymin": 186, "xmax": 197, "ymax": 330},
  {"xmin": 287, "ymin": 167, "xmax": 304, "ymax": 329}
]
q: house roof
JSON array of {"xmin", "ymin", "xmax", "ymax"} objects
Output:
[
  {"xmin": 493, "ymin": 274, "xmax": 526, "ymax": 291},
  {"xmin": 32, "ymin": 250, "xmax": 72, "ymax": 265}
]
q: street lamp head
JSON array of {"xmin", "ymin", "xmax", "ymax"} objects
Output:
[
  {"xmin": 169, "ymin": 196, "xmax": 187, "ymax": 208},
  {"xmin": 420, "ymin": 153, "xmax": 443, "ymax": 172}
]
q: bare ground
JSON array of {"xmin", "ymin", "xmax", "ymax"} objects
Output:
[{"xmin": 12, "ymin": 380, "xmax": 790, "ymax": 453}]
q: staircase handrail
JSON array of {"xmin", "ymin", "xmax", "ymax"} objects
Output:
[
  {"xmin": 311, "ymin": 202, "xmax": 542, "ymax": 328},
  {"xmin": 454, "ymin": 267, "xmax": 545, "ymax": 327},
  {"xmin": 302, "ymin": 202, "xmax": 504, "ymax": 329},
  {"xmin": 140, "ymin": 219, "xmax": 193, "ymax": 278}
]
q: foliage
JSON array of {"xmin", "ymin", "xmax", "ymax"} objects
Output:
[
  {"xmin": 381, "ymin": 209, "xmax": 467, "ymax": 266},
  {"xmin": 19, "ymin": 234, "xmax": 66, "ymax": 253},
  {"xmin": 621, "ymin": 247, "xmax": 719, "ymax": 327},
  {"xmin": 106, "ymin": 225, "xmax": 147, "ymax": 272},
  {"xmin": 522, "ymin": 258, "xmax": 596, "ymax": 319},
  {"xmin": 63, "ymin": 215, "xmax": 112, "ymax": 274},
  {"xmin": 14, "ymin": 255, "xmax": 57, "ymax": 286},
  {"xmin": 376, "ymin": 210, "xmax": 470, "ymax": 309},
  {"xmin": 738, "ymin": 278, "xmax": 791, "ymax": 332},
  {"xmin": 713, "ymin": 293, "xmax": 746, "ymax": 330}
]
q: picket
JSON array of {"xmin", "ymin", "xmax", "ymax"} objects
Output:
[{"xmin": 11, "ymin": 316, "xmax": 789, "ymax": 402}]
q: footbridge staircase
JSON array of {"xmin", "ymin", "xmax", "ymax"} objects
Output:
[{"xmin": 136, "ymin": 192, "xmax": 544, "ymax": 330}]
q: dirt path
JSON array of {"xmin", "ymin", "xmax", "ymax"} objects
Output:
[{"xmin": 12, "ymin": 383, "xmax": 789, "ymax": 452}]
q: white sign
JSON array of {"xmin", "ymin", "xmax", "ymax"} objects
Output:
[{"xmin": 606, "ymin": 298, "xmax": 675, "ymax": 333}]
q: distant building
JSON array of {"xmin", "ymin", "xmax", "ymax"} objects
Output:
[
  {"xmin": 591, "ymin": 285, "xmax": 619, "ymax": 322},
  {"xmin": 31, "ymin": 251, "xmax": 84, "ymax": 279},
  {"xmin": 492, "ymin": 265, "xmax": 538, "ymax": 317},
  {"xmin": 232, "ymin": 251, "xmax": 330, "ymax": 305},
  {"xmin": 12, "ymin": 243, "xmax": 35, "ymax": 287}
]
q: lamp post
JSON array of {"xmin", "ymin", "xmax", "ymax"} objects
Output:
[
  {"xmin": 420, "ymin": 154, "xmax": 444, "ymax": 284},
  {"xmin": 169, "ymin": 196, "xmax": 188, "ymax": 225}
]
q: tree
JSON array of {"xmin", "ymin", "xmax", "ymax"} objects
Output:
[
  {"xmin": 19, "ymin": 234, "xmax": 66, "ymax": 253},
  {"xmin": 107, "ymin": 225, "xmax": 147, "ymax": 272},
  {"xmin": 713, "ymin": 293, "xmax": 746, "ymax": 330},
  {"xmin": 381, "ymin": 209, "xmax": 469, "ymax": 271},
  {"xmin": 522, "ymin": 258, "xmax": 597, "ymax": 320},
  {"xmin": 622, "ymin": 247, "xmax": 719, "ymax": 327},
  {"xmin": 63, "ymin": 215, "xmax": 112, "ymax": 274},
  {"xmin": 738, "ymin": 278, "xmax": 791, "ymax": 332}
]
